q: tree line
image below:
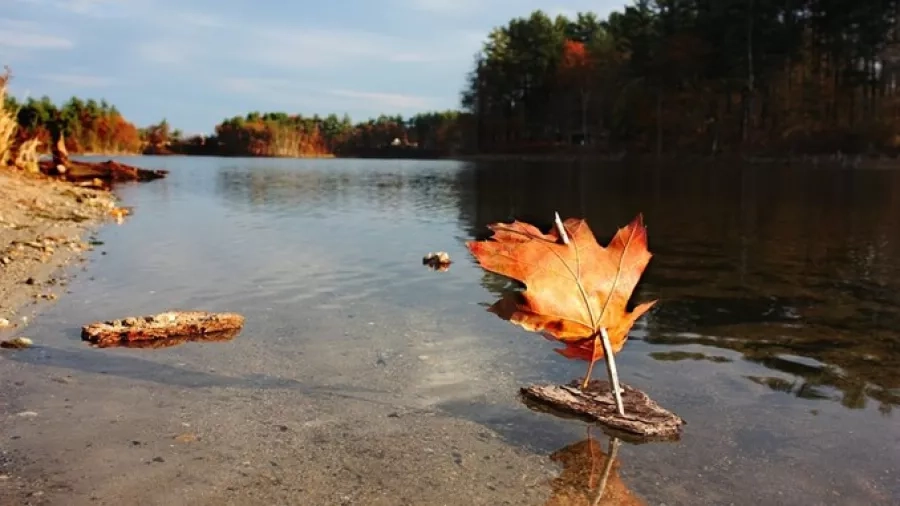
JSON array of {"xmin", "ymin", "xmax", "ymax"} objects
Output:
[
  {"xmin": 152, "ymin": 110, "xmax": 464, "ymax": 158},
  {"xmin": 5, "ymin": 0, "xmax": 900, "ymax": 158},
  {"xmin": 4, "ymin": 94, "xmax": 144, "ymax": 154},
  {"xmin": 2, "ymin": 92, "xmax": 464, "ymax": 157},
  {"xmin": 463, "ymin": 2, "xmax": 900, "ymax": 155}
]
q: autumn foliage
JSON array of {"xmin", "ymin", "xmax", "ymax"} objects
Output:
[
  {"xmin": 467, "ymin": 215, "xmax": 655, "ymax": 386},
  {"xmin": 464, "ymin": 6, "xmax": 900, "ymax": 155},
  {"xmin": 6, "ymin": 95, "xmax": 142, "ymax": 154},
  {"xmin": 546, "ymin": 435, "xmax": 644, "ymax": 506},
  {"xmin": 559, "ymin": 40, "xmax": 595, "ymax": 81}
]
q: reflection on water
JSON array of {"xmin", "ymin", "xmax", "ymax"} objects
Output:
[
  {"xmin": 25, "ymin": 155, "xmax": 895, "ymax": 504},
  {"xmin": 90, "ymin": 328, "xmax": 243, "ymax": 350},
  {"xmin": 547, "ymin": 431, "xmax": 643, "ymax": 506},
  {"xmin": 461, "ymin": 161, "xmax": 900, "ymax": 412}
]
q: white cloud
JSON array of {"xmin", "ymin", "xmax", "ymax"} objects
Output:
[
  {"xmin": 36, "ymin": 72, "xmax": 114, "ymax": 87},
  {"xmin": 218, "ymin": 77, "xmax": 434, "ymax": 113},
  {"xmin": 0, "ymin": 19, "xmax": 73, "ymax": 49},
  {"xmin": 219, "ymin": 77, "xmax": 298, "ymax": 95},
  {"xmin": 10, "ymin": 0, "xmax": 137, "ymax": 18},
  {"xmin": 134, "ymin": 39, "xmax": 197, "ymax": 66},
  {"xmin": 247, "ymin": 28, "xmax": 431, "ymax": 70},
  {"xmin": 404, "ymin": 0, "xmax": 485, "ymax": 15},
  {"xmin": 327, "ymin": 89, "xmax": 433, "ymax": 110}
]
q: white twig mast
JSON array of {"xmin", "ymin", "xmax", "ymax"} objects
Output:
[{"xmin": 554, "ymin": 211, "xmax": 625, "ymax": 417}]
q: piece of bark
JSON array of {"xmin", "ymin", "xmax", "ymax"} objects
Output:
[
  {"xmin": 520, "ymin": 379, "xmax": 685, "ymax": 441},
  {"xmin": 82, "ymin": 311, "xmax": 244, "ymax": 348}
]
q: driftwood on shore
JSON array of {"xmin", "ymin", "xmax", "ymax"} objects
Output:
[
  {"xmin": 81, "ymin": 311, "xmax": 245, "ymax": 348},
  {"xmin": 520, "ymin": 379, "xmax": 685, "ymax": 441},
  {"xmin": 36, "ymin": 130, "xmax": 168, "ymax": 184},
  {"xmin": 40, "ymin": 158, "xmax": 168, "ymax": 183}
]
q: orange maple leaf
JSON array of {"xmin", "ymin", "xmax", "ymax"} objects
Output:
[{"xmin": 466, "ymin": 214, "xmax": 656, "ymax": 385}]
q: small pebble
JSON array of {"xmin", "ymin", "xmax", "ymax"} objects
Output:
[{"xmin": 0, "ymin": 318, "xmax": 10, "ymax": 328}]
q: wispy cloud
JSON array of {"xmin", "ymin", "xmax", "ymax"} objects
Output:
[
  {"xmin": 219, "ymin": 77, "xmax": 434, "ymax": 113},
  {"xmin": 10, "ymin": 0, "xmax": 135, "ymax": 17},
  {"xmin": 404, "ymin": 0, "xmax": 485, "ymax": 15},
  {"xmin": 247, "ymin": 27, "xmax": 431, "ymax": 70},
  {"xmin": 327, "ymin": 89, "xmax": 433, "ymax": 110},
  {"xmin": 219, "ymin": 77, "xmax": 298, "ymax": 95},
  {"xmin": 36, "ymin": 72, "xmax": 114, "ymax": 87},
  {"xmin": 134, "ymin": 39, "xmax": 199, "ymax": 66},
  {"xmin": 0, "ymin": 19, "xmax": 73, "ymax": 49}
]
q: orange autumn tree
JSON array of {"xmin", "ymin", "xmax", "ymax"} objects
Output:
[
  {"xmin": 559, "ymin": 39, "xmax": 596, "ymax": 143},
  {"xmin": 467, "ymin": 214, "xmax": 655, "ymax": 393}
]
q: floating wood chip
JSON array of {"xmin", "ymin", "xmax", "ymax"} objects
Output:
[
  {"xmin": 422, "ymin": 251, "xmax": 452, "ymax": 271},
  {"xmin": 81, "ymin": 311, "xmax": 245, "ymax": 348},
  {"xmin": 520, "ymin": 379, "xmax": 685, "ymax": 441}
]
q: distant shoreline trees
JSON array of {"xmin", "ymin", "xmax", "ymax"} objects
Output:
[
  {"xmin": 461, "ymin": 3, "xmax": 900, "ymax": 156},
  {"xmin": 4, "ymin": 1, "xmax": 900, "ymax": 158}
]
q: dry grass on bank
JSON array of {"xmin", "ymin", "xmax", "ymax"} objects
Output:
[{"xmin": 1, "ymin": 68, "xmax": 41, "ymax": 172}]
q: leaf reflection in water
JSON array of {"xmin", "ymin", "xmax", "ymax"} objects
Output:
[{"xmin": 546, "ymin": 428, "xmax": 644, "ymax": 506}]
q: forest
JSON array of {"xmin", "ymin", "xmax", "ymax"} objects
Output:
[
  {"xmin": 463, "ymin": 1, "xmax": 900, "ymax": 155},
  {"xmin": 4, "ymin": 93, "xmax": 144, "ymax": 154},
  {"xmin": 4, "ymin": 0, "xmax": 900, "ymax": 157}
]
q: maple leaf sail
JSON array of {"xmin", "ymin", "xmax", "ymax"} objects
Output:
[{"xmin": 466, "ymin": 214, "xmax": 656, "ymax": 389}]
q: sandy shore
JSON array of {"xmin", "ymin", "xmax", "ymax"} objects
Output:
[{"xmin": 0, "ymin": 169, "xmax": 118, "ymax": 338}]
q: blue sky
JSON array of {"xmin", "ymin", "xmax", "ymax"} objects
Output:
[{"xmin": 2, "ymin": 0, "xmax": 624, "ymax": 134}]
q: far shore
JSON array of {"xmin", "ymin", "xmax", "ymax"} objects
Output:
[{"xmin": 43, "ymin": 148, "xmax": 900, "ymax": 170}]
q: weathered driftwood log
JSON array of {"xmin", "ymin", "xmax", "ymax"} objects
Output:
[
  {"xmin": 52, "ymin": 131, "xmax": 70, "ymax": 167},
  {"xmin": 521, "ymin": 379, "xmax": 685, "ymax": 441},
  {"xmin": 82, "ymin": 311, "xmax": 244, "ymax": 348},
  {"xmin": 40, "ymin": 159, "xmax": 168, "ymax": 183}
]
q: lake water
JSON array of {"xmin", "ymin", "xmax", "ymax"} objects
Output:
[{"xmin": 3, "ymin": 156, "xmax": 899, "ymax": 505}]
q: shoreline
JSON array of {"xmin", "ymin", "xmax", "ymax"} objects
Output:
[
  {"xmin": 111, "ymin": 150, "xmax": 900, "ymax": 169},
  {"xmin": 0, "ymin": 169, "xmax": 121, "ymax": 338},
  {"xmin": 44, "ymin": 145, "xmax": 900, "ymax": 168}
]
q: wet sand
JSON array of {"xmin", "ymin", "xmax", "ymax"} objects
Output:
[
  {"xmin": 0, "ymin": 306, "xmax": 562, "ymax": 505},
  {"xmin": 0, "ymin": 169, "xmax": 117, "ymax": 336}
]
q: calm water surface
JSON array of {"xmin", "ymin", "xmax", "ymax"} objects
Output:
[{"xmin": 11, "ymin": 156, "xmax": 900, "ymax": 504}]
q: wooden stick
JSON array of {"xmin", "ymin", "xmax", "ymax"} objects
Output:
[
  {"xmin": 591, "ymin": 436, "xmax": 621, "ymax": 506},
  {"xmin": 599, "ymin": 327, "xmax": 625, "ymax": 416},
  {"xmin": 554, "ymin": 211, "xmax": 570, "ymax": 245},
  {"xmin": 554, "ymin": 212, "xmax": 624, "ymax": 416}
]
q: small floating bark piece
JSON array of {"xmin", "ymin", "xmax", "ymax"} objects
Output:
[
  {"xmin": 520, "ymin": 379, "xmax": 685, "ymax": 440},
  {"xmin": 82, "ymin": 311, "xmax": 244, "ymax": 348}
]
